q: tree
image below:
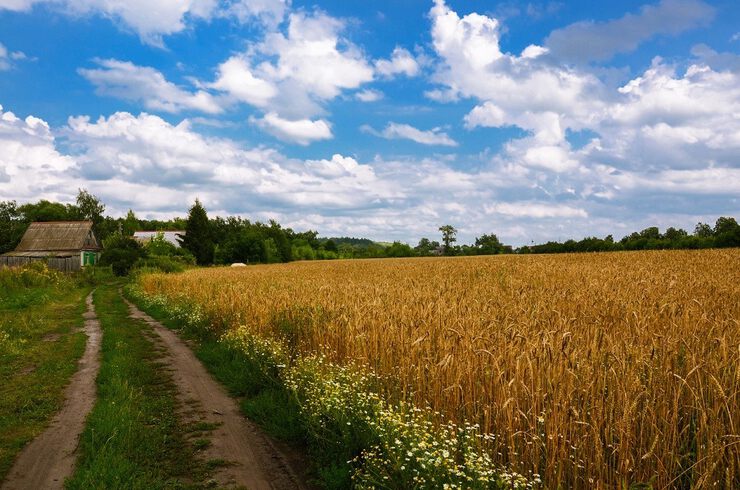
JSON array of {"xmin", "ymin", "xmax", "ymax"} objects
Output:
[
  {"xmin": 713, "ymin": 217, "xmax": 740, "ymax": 247},
  {"xmin": 75, "ymin": 189, "xmax": 105, "ymax": 236},
  {"xmin": 122, "ymin": 210, "xmax": 139, "ymax": 236},
  {"xmin": 385, "ymin": 241, "xmax": 415, "ymax": 257},
  {"xmin": 99, "ymin": 232, "xmax": 146, "ymax": 276},
  {"xmin": 414, "ymin": 237, "xmax": 440, "ymax": 256},
  {"xmin": 694, "ymin": 222, "xmax": 713, "ymax": 237},
  {"xmin": 181, "ymin": 199, "xmax": 214, "ymax": 265},
  {"xmin": 268, "ymin": 220, "xmax": 292, "ymax": 262},
  {"xmin": 215, "ymin": 229, "xmax": 265, "ymax": 264},
  {"xmin": 0, "ymin": 201, "xmax": 28, "ymax": 254},
  {"xmin": 324, "ymin": 239, "xmax": 338, "ymax": 253},
  {"xmin": 475, "ymin": 234, "xmax": 503, "ymax": 254},
  {"xmin": 18, "ymin": 200, "xmax": 74, "ymax": 222},
  {"xmin": 663, "ymin": 227, "xmax": 688, "ymax": 241},
  {"xmin": 639, "ymin": 227, "xmax": 661, "ymax": 240},
  {"xmin": 714, "ymin": 217, "xmax": 739, "ymax": 236},
  {"xmin": 439, "ymin": 225, "xmax": 457, "ymax": 255}
]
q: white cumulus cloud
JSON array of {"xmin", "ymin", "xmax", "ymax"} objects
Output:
[
  {"xmin": 252, "ymin": 112, "xmax": 333, "ymax": 145},
  {"xmin": 79, "ymin": 59, "xmax": 224, "ymax": 114},
  {"xmin": 363, "ymin": 122, "xmax": 458, "ymax": 147},
  {"xmin": 0, "ymin": 0, "xmax": 288, "ymax": 46},
  {"xmin": 375, "ymin": 47, "xmax": 420, "ymax": 78}
]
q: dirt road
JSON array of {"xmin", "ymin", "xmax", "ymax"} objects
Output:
[
  {"xmin": 1, "ymin": 292, "xmax": 102, "ymax": 490},
  {"xmin": 125, "ymin": 298, "xmax": 306, "ymax": 490}
]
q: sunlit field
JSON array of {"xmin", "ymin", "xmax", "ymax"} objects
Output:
[{"xmin": 137, "ymin": 250, "xmax": 740, "ymax": 488}]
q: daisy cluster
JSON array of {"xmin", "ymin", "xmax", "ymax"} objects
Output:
[{"xmin": 127, "ymin": 286, "xmax": 536, "ymax": 488}]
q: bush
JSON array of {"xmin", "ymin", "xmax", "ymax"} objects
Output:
[
  {"xmin": 99, "ymin": 233, "xmax": 146, "ymax": 276},
  {"xmin": 135, "ymin": 255, "xmax": 185, "ymax": 274},
  {"xmin": 142, "ymin": 232, "xmax": 196, "ymax": 264}
]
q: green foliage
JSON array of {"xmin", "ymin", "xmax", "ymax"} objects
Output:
[
  {"xmin": 17, "ymin": 199, "xmax": 74, "ymax": 222},
  {"xmin": 121, "ymin": 209, "xmax": 139, "ymax": 237},
  {"xmin": 6, "ymin": 190, "xmax": 738, "ymax": 265},
  {"xmin": 0, "ymin": 261, "xmax": 71, "ymax": 297},
  {"xmin": 181, "ymin": 199, "xmax": 215, "ymax": 265},
  {"xmin": 694, "ymin": 222, "xmax": 713, "ymax": 237},
  {"xmin": 143, "ymin": 232, "xmax": 178, "ymax": 256},
  {"xmin": 74, "ymin": 189, "xmax": 105, "ymax": 237},
  {"xmin": 414, "ymin": 237, "xmax": 440, "ymax": 256},
  {"xmin": 134, "ymin": 256, "xmax": 185, "ymax": 274},
  {"xmin": 264, "ymin": 237, "xmax": 281, "ymax": 263},
  {"xmin": 292, "ymin": 243, "xmax": 316, "ymax": 261},
  {"xmin": 215, "ymin": 228, "xmax": 265, "ymax": 264},
  {"xmin": 439, "ymin": 225, "xmax": 457, "ymax": 255},
  {"xmin": 0, "ymin": 278, "xmax": 87, "ymax": 481},
  {"xmin": 324, "ymin": 239, "xmax": 338, "ymax": 253},
  {"xmin": 0, "ymin": 201, "xmax": 28, "ymax": 254},
  {"xmin": 385, "ymin": 241, "xmax": 415, "ymax": 257},
  {"xmin": 475, "ymin": 233, "xmax": 505, "ymax": 255},
  {"xmin": 141, "ymin": 232, "xmax": 195, "ymax": 265},
  {"xmin": 68, "ymin": 285, "xmax": 213, "ymax": 488},
  {"xmin": 520, "ymin": 216, "xmax": 740, "ymax": 254},
  {"xmin": 100, "ymin": 233, "xmax": 146, "ymax": 276}
]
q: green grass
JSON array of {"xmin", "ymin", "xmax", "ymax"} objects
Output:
[
  {"xmin": 124, "ymin": 291, "xmax": 349, "ymax": 489},
  {"xmin": 0, "ymin": 283, "xmax": 88, "ymax": 481},
  {"xmin": 127, "ymin": 297, "xmax": 305, "ymax": 442},
  {"xmin": 66, "ymin": 284, "xmax": 214, "ymax": 489}
]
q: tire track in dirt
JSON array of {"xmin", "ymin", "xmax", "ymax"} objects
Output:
[
  {"xmin": 125, "ymin": 297, "xmax": 307, "ymax": 490},
  {"xmin": 1, "ymin": 292, "xmax": 102, "ymax": 490}
]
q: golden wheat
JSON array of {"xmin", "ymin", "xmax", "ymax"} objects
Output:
[{"xmin": 138, "ymin": 250, "xmax": 740, "ymax": 488}]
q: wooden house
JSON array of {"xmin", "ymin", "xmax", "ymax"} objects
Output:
[{"xmin": 0, "ymin": 221, "xmax": 101, "ymax": 272}]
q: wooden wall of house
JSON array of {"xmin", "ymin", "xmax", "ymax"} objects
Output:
[{"xmin": 0, "ymin": 256, "xmax": 81, "ymax": 273}]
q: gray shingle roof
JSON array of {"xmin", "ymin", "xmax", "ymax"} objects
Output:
[{"xmin": 14, "ymin": 221, "xmax": 101, "ymax": 252}]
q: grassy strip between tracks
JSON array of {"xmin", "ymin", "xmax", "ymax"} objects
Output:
[{"xmin": 66, "ymin": 283, "xmax": 219, "ymax": 489}]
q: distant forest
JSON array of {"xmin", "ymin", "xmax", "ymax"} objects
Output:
[{"xmin": 1, "ymin": 190, "xmax": 739, "ymax": 267}]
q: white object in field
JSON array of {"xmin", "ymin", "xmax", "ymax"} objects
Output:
[{"xmin": 231, "ymin": 262, "xmax": 247, "ymax": 267}]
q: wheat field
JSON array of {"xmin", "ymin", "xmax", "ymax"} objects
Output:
[{"xmin": 138, "ymin": 250, "xmax": 740, "ymax": 488}]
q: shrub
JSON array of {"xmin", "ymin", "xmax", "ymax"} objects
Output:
[
  {"xmin": 99, "ymin": 233, "xmax": 146, "ymax": 276},
  {"xmin": 135, "ymin": 255, "xmax": 185, "ymax": 274}
]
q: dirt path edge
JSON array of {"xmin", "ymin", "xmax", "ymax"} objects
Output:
[
  {"xmin": 1, "ymin": 291, "xmax": 102, "ymax": 490},
  {"xmin": 125, "ymin": 297, "xmax": 307, "ymax": 490}
]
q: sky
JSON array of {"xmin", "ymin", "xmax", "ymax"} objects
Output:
[{"xmin": 0, "ymin": 0, "xmax": 738, "ymax": 245}]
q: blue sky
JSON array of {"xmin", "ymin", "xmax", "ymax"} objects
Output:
[{"xmin": 0, "ymin": 0, "xmax": 738, "ymax": 245}]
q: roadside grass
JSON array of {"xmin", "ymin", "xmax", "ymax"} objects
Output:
[
  {"xmin": 0, "ymin": 277, "xmax": 88, "ymax": 481},
  {"xmin": 122, "ymin": 293, "xmax": 327, "ymax": 485},
  {"xmin": 125, "ymin": 286, "xmax": 538, "ymax": 490},
  {"xmin": 66, "ymin": 284, "xmax": 216, "ymax": 489}
]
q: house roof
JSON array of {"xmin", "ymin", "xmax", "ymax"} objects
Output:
[
  {"xmin": 14, "ymin": 221, "xmax": 101, "ymax": 252},
  {"xmin": 2, "ymin": 251, "xmax": 78, "ymax": 258}
]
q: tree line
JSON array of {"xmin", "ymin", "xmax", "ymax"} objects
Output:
[{"xmin": 1, "ymin": 191, "xmax": 738, "ymax": 273}]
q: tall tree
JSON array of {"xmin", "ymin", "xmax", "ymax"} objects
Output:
[
  {"xmin": 18, "ymin": 200, "xmax": 73, "ymax": 222},
  {"xmin": 122, "ymin": 209, "xmax": 139, "ymax": 236},
  {"xmin": 439, "ymin": 225, "xmax": 457, "ymax": 255},
  {"xmin": 181, "ymin": 199, "xmax": 214, "ymax": 265},
  {"xmin": 75, "ymin": 189, "xmax": 105, "ymax": 237},
  {"xmin": 414, "ymin": 237, "xmax": 440, "ymax": 256},
  {"xmin": 475, "ymin": 233, "xmax": 503, "ymax": 254},
  {"xmin": 694, "ymin": 222, "xmax": 713, "ymax": 237},
  {"xmin": 0, "ymin": 201, "xmax": 28, "ymax": 254}
]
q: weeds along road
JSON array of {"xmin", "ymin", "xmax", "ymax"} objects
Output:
[
  {"xmin": 2, "ymin": 282, "xmax": 305, "ymax": 489},
  {"xmin": 1, "ymin": 292, "xmax": 101, "ymax": 490},
  {"xmin": 125, "ymin": 297, "xmax": 305, "ymax": 490}
]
